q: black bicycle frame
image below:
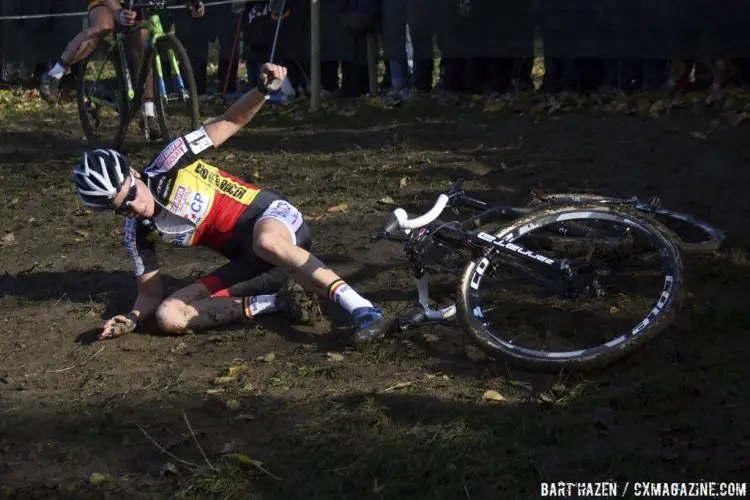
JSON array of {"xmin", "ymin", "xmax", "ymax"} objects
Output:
[{"xmin": 402, "ymin": 192, "xmax": 577, "ymax": 296}]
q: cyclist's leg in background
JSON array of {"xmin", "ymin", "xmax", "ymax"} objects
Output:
[
  {"xmin": 128, "ymin": 24, "xmax": 161, "ymax": 137},
  {"xmin": 40, "ymin": 4, "xmax": 115, "ymax": 103}
]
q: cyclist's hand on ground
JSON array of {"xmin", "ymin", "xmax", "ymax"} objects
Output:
[
  {"xmin": 99, "ymin": 314, "xmax": 136, "ymax": 340},
  {"xmin": 118, "ymin": 9, "xmax": 137, "ymax": 26},
  {"xmin": 259, "ymin": 63, "xmax": 287, "ymax": 93},
  {"xmin": 189, "ymin": 1, "xmax": 205, "ymax": 18}
]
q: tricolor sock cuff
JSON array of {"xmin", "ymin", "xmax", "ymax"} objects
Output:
[
  {"xmin": 242, "ymin": 294, "xmax": 278, "ymax": 319},
  {"xmin": 327, "ymin": 279, "xmax": 373, "ymax": 314}
]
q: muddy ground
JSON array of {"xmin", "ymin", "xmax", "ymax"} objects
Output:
[{"xmin": 0, "ymin": 90, "xmax": 749, "ymax": 499}]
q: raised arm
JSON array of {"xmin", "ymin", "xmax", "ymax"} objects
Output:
[{"xmin": 203, "ymin": 63, "xmax": 287, "ymax": 148}]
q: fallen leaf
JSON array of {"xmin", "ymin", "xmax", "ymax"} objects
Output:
[
  {"xmin": 237, "ymin": 412, "xmax": 255, "ymax": 421},
  {"xmin": 382, "ymin": 381, "xmax": 412, "ymax": 392},
  {"xmin": 225, "ymin": 363, "xmax": 248, "ymax": 377},
  {"xmin": 399, "ymin": 176, "xmax": 408, "ymax": 188},
  {"xmin": 74, "ymin": 229, "xmax": 89, "ymax": 240},
  {"xmin": 225, "ymin": 453, "xmax": 263, "ymax": 468},
  {"xmin": 213, "ymin": 376, "xmax": 235, "ymax": 385},
  {"xmin": 306, "ymin": 214, "xmax": 327, "ymax": 221},
  {"xmin": 206, "ymin": 388, "xmax": 225, "ymax": 394},
  {"xmin": 9, "ymin": 198, "xmax": 19, "ymax": 206},
  {"xmin": 422, "ymin": 333, "xmax": 440, "ymax": 343},
  {"xmin": 326, "ymin": 352, "xmax": 344, "ymax": 362},
  {"xmin": 160, "ymin": 463, "xmax": 179, "ymax": 476},
  {"xmin": 88, "ymin": 472, "xmax": 110, "ymax": 485},
  {"xmin": 28, "ymin": 217, "xmax": 37, "ymax": 224},
  {"xmin": 240, "ymin": 382, "xmax": 254, "ymax": 392},
  {"xmin": 689, "ymin": 131, "xmax": 707, "ymax": 140},
  {"xmin": 225, "ymin": 399, "xmax": 241, "ymax": 411},
  {"xmin": 224, "ymin": 153, "xmax": 236, "ymax": 160},
  {"xmin": 260, "ymin": 352, "xmax": 276, "ymax": 362},
  {"xmin": 378, "ymin": 196, "xmax": 395, "ymax": 205},
  {"xmin": 252, "ymin": 168, "xmax": 263, "ymax": 179},
  {"xmin": 609, "ymin": 306, "xmax": 620, "ymax": 314},
  {"xmin": 0, "ymin": 233, "xmax": 16, "ymax": 246},
  {"xmin": 483, "ymin": 390, "xmax": 506, "ymax": 402},
  {"xmin": 327, "ymin": 203, "xmax": 348, "ymax": 213}
]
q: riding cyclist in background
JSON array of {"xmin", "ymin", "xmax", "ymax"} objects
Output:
[
  {"xmin": 39, "ymin": 0, "xmax": 205, "ymax": 139},
  {"xmin": 71, "ymin": 62, "xmax": 389, "ymax": 346}
]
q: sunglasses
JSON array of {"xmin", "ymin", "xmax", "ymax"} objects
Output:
[{"xmin": 113, "ymin": 173, "xmax": 138, "ymax": 215}]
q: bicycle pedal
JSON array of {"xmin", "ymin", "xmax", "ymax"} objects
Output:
[{"xmin": 397, "ymin": 316, "xmax": 455, "ymax": 332}]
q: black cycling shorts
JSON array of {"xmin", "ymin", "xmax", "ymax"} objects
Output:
[{"xmin": 197, "ymin": 191, "xmax": 312, "ymax": 298}]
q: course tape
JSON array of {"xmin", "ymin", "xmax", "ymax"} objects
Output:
[{"xmin": 0, "ymin": 0, "xmax": 262, "ymax": 21}]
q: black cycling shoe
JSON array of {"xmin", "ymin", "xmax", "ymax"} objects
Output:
[
  {"xmin": 351, "ymin": 306, "xmax": 389, "ymax": 346},
  {"xmin": 39, "ymin": 73, "xmax": 60, "ymax": 104},
  {"xmin": 275, "ymin": 281, "xmax": 317, "ymax": 325}
]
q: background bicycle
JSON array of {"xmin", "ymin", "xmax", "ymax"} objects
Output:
[{"xmin": 77, "ymin": 0, "xmax": 199, "ymax": 149}]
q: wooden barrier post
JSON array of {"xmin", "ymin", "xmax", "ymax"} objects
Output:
[
  {"xmin": 366, "ymin": 33, "xmax": 378, "ymax": 95},
  {"xmin": 310, "ymin": 0, "xmax": 321, "ymax": 111}
]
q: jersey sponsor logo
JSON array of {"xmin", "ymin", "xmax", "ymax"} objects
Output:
[
  {"xmin": 186, "ymin": 191, "xmax": 210, "ymax": 223},
  {"xmin": 184, "ymin": 127, "xmax": 214, "ymax": 155},
  {"xmin": 170, "ymin": 231, "xmax": 193, "ymax": 247},
  {"xmin": 170, "ymin": 185, "xmax": 190, "ymax": 212},
  {"xmin": 261, "ymin": 199, "xmax": 303, "ymax": 231},
  {"xmin": 191, "ymin": 162, "xmax": 257, "ymax": 204},
  {"xmin": 147, "ymin": 138, "xmax": 188, "ymax": 174}
]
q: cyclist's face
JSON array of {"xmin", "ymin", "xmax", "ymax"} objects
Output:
[{"xmin": 112, "ymin": 170, "xmax": 155, "ymax": 218}]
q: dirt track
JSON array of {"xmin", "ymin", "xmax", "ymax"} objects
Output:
[{"xmin": 0, "ymin": 92, "xmax": 749, "ymax": 498}]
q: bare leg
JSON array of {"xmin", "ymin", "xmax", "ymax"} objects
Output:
[
  {"xmin": 154, "ymin": 218, "xmax": 386, "ymax": 343},
  {"xmin": 129, "ymin": 28, "xmax": 154, "ymax": 101},
  {"xmin": 60, "ymin": 7, "xmax": 115, "ymax": 67},
  {"xmin": 155, "ymin": 282, "xmax": 245, "ymax": 333},
  {"xmin": 40, "ymin": 6, "xmax": 115, "ymax": 103}
]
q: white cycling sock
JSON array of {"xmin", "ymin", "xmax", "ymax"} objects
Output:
[
  {"xmin": 242, "ymin": 294, "xmax": 278, "ymax": 319},
  {"xmin": 327, "ymin": 279, "xmax": 373, "ymax": 314},
  {"xmin": 143, "ymin": 100, "xmax": 155, "ymax": 117},
  {"xmin": 48, "ymin": 63, "xmax": 66, "ymax": 79}
]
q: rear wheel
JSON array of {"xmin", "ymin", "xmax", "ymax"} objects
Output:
[
  {"xmin": 536, "ymin": 193, "xmax": 725, "ymax": 254},
  {"xmin": 78, "ymin": 43, "xmax": 129, "ymax": 149},
  {"xmin": 152, "ymin": 34, "xmax": 199, "ymax": 141},
  {"xmin": 456, "ymin": 205, "xmax": 685, "ymax": 371}
]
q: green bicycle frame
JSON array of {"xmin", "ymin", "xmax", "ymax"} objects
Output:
[{"xmin": 89, "ymin": 11, "xmax": 187, "ymax": 116}]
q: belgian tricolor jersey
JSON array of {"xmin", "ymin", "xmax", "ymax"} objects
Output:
[{"xmin": 124, "ymin": 127, "xmax": 266, "ymax": 276}]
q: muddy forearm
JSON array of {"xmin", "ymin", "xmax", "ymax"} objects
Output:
[{"xmin": 130, "ymin": 293, "xmax": 162, "ymax": 324}]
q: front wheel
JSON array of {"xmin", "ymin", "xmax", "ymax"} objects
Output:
[
  {"xmin": 456, "ymin": 205, "xmax": 685, "ymax": 371},
  {"xmin": 151, "ymin": 34, "xmax": 199, "ymax": 141}
]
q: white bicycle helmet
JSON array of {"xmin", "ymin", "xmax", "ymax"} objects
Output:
[{"xmin": 72, "ymin": 149, "xmax": 131, "ymax": 211}]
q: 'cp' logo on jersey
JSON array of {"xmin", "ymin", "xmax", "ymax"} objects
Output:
[{"xmin": 187, "ymin": 192, "xmax": 207, "ymax": 221}]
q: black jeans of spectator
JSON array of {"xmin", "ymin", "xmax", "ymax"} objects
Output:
[{"xmin": 177, "ymin": 10, "xmax": 240, "ymax": 95}]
